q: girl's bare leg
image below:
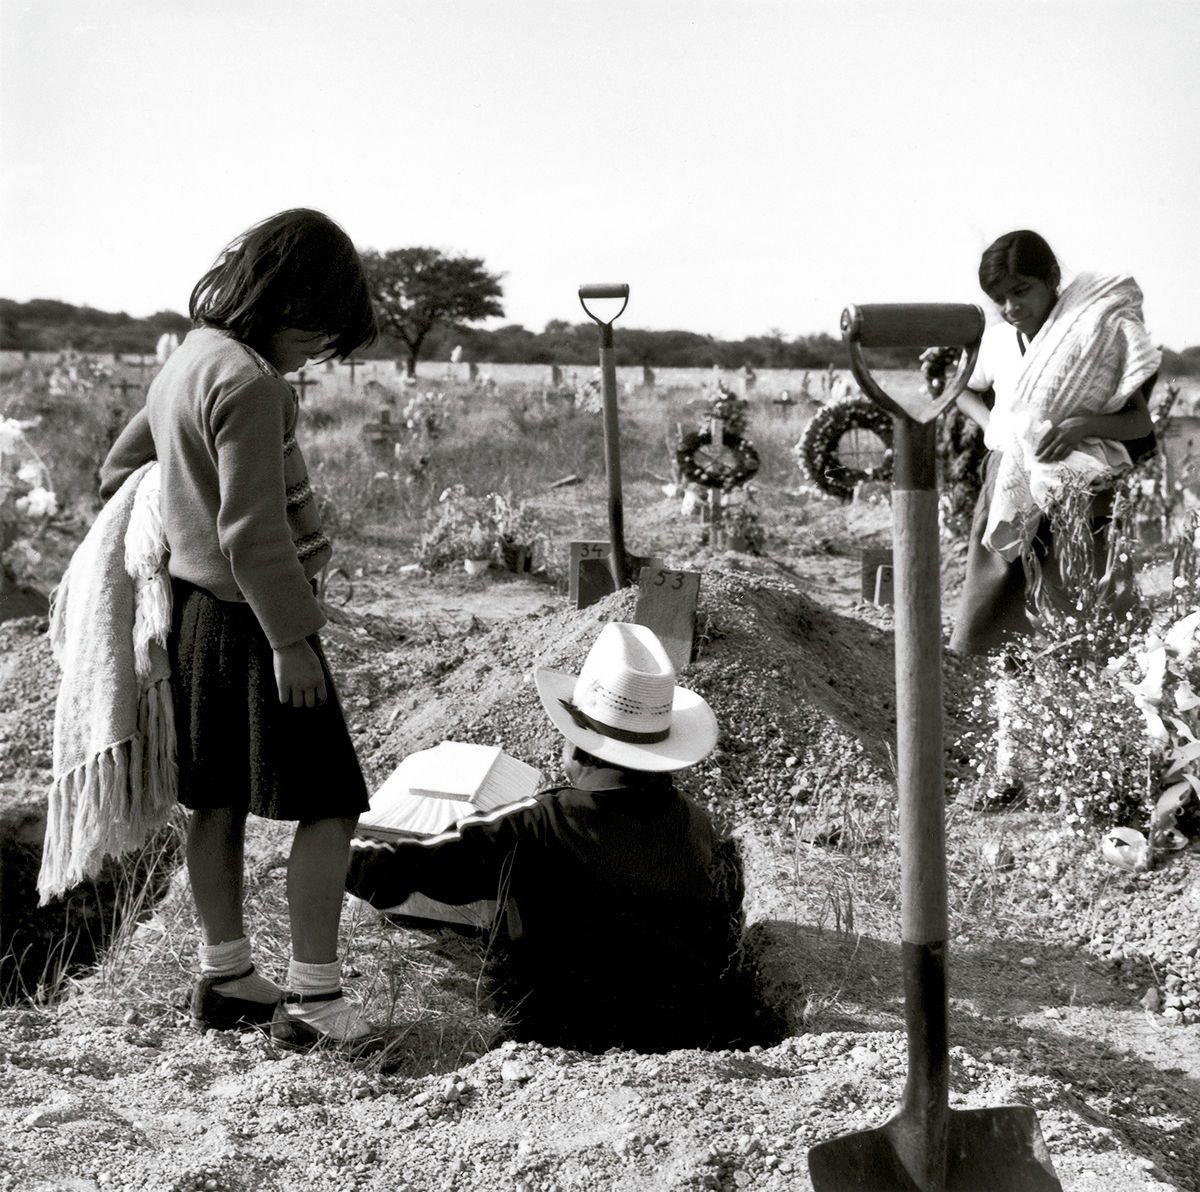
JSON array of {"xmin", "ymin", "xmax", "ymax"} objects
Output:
[
  {"xmin": 186, "ymin": 807, "xmax": 247, "ymax": 944},
  {"xmin": 287, "ymin": 817, "xmax": 357, "ymax": 964}
]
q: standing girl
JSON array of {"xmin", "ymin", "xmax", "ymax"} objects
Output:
[
  {"xmin": 949, "ymin": 229, "xmax": 1160, "ymax": 657},
  {"xmin": 100, "ymin": 209, "xmax": 379, "ymax": 1048}
]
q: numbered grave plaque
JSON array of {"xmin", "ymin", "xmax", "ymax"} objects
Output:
[{"xmin": 634, "ymin": 567, "xmax": 700, "ymax": 673}]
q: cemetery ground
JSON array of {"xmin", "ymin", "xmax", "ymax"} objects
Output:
[{"xmin": 1, "ymin": 357, "xmax": 1199, "ymax": 1191}]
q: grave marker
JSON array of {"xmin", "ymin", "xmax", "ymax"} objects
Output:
[
  {"xmin": 568, "ymin": 541, "xmax": 663, "ymax": 610},
  {"xmin": 633, "ymin": 566, "xmax": 700, "ymax": 673},
  {"xmin": 860, "ymin": 547, "xmax": 894, "ymax": 605},
  {"xmin": 109, "ymin": 377, "xmax": 142, "ymax": 402},
  {"xmin": 292, "ymin": 368, "xmax": 318, "ymax": 401},
  {"xmin": 363, "ymin": 407, "xmax": 404, "ymax": 447}
]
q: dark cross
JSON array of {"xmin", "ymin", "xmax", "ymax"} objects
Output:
[
  {"xmin": 292, "ymin": 368, "xmax": 318, "ymax": 401},
  {"xmin": 363, "ymin": 407, "xmax": 404, "ymax": 445},
  {"xmin": 343, "ymin": 357, "xmax": 362, "ymax": 386},
  {"xmin": 110, "ymin": 377, "xmax": 143, "ymax": 401}
]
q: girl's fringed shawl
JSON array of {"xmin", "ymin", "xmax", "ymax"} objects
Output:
[
  {"xmin": 38, "ymin": 462, "xmax": 177, "ymax": 904},
  {"xmin": 984, "ymin": 272, "xmax": 1161, "ymax": 562}
]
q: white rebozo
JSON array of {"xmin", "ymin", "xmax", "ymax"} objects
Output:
[
  {"xmin": 984, "ymin": 272, "xmax": 1161, "ymax": 561},
  {"xmin": 38, "ymin": 462, "xmax": 177, "ymax": 904}
]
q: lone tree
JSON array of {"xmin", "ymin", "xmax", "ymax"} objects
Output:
[{"xmin": 360, "ymin": 247, "xmax": 504, "ymax": 376}]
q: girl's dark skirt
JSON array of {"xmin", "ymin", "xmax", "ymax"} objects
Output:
[{"xmin": 169, "ymin": 579, "xmax": 370, "ymax": 821}]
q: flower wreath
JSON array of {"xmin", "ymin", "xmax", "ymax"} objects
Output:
[
  {"xmin": 795, "ymin": 395, "xmax": 894, "ymax": 500},
  {"xmin": 676, "ymin": 428, "xmax": 761, "ymax": 491}
]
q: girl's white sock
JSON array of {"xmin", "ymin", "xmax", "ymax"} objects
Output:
[
  {"xmin": 283, "ymin": 958, "xmax": 373, "ymax": 1042},
  {"xmin": 198, "ymin": 937, "xmax": 282, "ymax": 1004},
  {"xmin": 286, "ymin": 958, "xmax": 343, "ymax": 996}
]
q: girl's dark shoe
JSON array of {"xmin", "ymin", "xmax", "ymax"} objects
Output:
[{"xmin": 190, "ymin": 966, "xmax": 280, "ymax": 1032}]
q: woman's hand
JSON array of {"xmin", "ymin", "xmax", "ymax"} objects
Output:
[
  {"xmin": 1035, "ymin": 417, "xmax": 1089, "ymax": 462},
  {"xmin": 273, "ymin": 639, "xmax": 328, "ymax": 707}
]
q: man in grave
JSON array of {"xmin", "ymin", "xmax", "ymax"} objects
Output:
[{"xmin": 347, "ymin": 622, "xmax": 767, "ymax": 1053}]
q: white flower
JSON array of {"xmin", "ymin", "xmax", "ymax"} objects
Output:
[
  {"xmin": 1173, "ymin": 683, "xmax": 1200, "ymax": 712},
  {"xmin": 1165, "ymin": 609, "xmax": 1200, "ymax": 662},
  {"xmin": 14, "ymin": 486, "xmax": 56, "ymax": 519}
]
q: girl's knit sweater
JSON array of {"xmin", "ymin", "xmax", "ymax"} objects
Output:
[{"xmin": 99, "ymin": 327, "xmax": 331, "ymax": 648}]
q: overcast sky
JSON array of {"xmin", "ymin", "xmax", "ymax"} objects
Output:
[{"xmin": 2, "ymin": 0, "xmax": 1197, "ymax": 347}]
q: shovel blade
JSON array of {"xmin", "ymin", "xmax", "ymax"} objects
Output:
[{"xmin": 808, "ymin": 1105, "xmax": 1062, "ymax": 1192}]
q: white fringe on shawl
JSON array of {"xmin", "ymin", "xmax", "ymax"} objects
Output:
[
  {"xmin": 38, "ymin": 461, "xmax": 177, "ymax": 904},
  {"xmin": 983, "ymin": 272, "xmax": 1161, "ymax": 562}
]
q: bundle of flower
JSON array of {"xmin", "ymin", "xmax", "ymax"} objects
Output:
[
  {"xmin": 1, "ymin": 416, "xmax": 58, "ymax": 590},
  {"xmin": 416, "ymin": 486, "xmax": 546, "ymax": 573},
  {"xmin": 402, "ymin": 390, "xmax": 451, "ymax": 441},
  {"xmin": 965, "ymin": 481, "xmax": 1199, "ymax": 855}
]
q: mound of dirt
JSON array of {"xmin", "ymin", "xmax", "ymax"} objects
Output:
[{"xmin": 330, "ymin": 570, "xmax": 907, "ymax": 840}]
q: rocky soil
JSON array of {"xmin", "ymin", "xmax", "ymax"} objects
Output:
[{"xmin": 2, "ymin": 494, "xmax": 1199, "ymax": 1192}]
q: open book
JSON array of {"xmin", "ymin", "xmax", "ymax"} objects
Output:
[
  {"xmin": 356, "ymin": 741, "xmax": 542, "ymax": 842},
  {"xmin": 354, "ymin": 741, "xmax": 542, "ymax": 930}
]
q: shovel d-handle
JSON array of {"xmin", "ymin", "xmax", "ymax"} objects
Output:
[
  {"xmin": 579, "ymin": 282, "xmax": 631, "ymax": 588},
  {"xmin": 841, "ymin": 303, "xmax": 985, "ymax": 423}
]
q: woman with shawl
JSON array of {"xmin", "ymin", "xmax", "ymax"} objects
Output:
[{"xmin": 949, "ymin": 229, "xmax": 1161, "ymax": 657}]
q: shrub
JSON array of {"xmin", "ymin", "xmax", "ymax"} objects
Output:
[{"xmin": 966, "ymin": 478, "xmax": 1200, "ymax": 843}]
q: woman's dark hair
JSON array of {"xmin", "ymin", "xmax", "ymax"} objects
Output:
[
  {"xmin": 978, "ymin": 230, "xmax": 1061, "ymax": 299},
  {"xmin": 189, "ymin": 208, "xmax": 378, "ymax": 359}
]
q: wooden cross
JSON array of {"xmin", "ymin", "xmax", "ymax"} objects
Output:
[
  {"xmin": 363, "ymin": 407, "xmax": 404, "ymax": 446},
  {"xmin": 292, "ymin": 368, "xmax": 318, "ymax": 401},
  {"xmin": 344, "ymin": 357, "xmax": 362, "ymax": 386}
]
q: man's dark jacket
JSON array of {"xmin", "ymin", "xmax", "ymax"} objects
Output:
[{"xmin": 346, "ymin": 775, "xmax": 751, "ymax": 1052}]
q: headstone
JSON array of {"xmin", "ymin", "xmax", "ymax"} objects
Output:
[
  {"xmin": 861, "ymin": 548, "xmax": 894, "ymax": 605},
  {"xmin": 569, "ymin": 542, "xmax": 611, "ymax": 607},
  {"xmin": 634, "ymin": 567, "xmax": 700, "ymax": 673}
]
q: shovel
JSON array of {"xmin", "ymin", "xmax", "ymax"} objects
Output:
[
  {"xmin": 577, "ymin": 284, "xmax": 700, "ymax": 669},
  {"xmin": 579, "ymin": 283, "xmax": 633, "ymax": 591},
  {"xmin": 807, "ymin": 304, "xmax": 1063, "ymax": 1192}
]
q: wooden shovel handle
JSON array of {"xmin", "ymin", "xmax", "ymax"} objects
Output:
[
  {"xmin": 578, "ymin": 283, "xmax": 630, "ymax": 300},
  {"xmin": 842, "ymin": 303, "xmax": 984, "ymax": 349},
  {"xmin": 892, "ymin": 418, "xmax": 947, "ymax": 945}
]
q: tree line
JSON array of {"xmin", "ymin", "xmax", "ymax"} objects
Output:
[
  {"xmin": 0, "ymin": 293, "xmax": 873, "ymax": 371},
  {"xmin": 5, "ymin": 244, "xmax": 1197, "ymax": 376}
]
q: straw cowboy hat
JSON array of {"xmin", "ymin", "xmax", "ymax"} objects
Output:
[{"xmin": 534, "ymin": 622, "xmax": 717, "ymax": 772}]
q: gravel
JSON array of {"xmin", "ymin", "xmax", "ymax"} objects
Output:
[{"xmin": 2, "ymin": 554, "xmax": 1199, "ymax": 1191}]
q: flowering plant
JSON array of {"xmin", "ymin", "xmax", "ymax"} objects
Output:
[
  {"xmin": 416, "ymin": 486, "xmax": 546, "ymax": 572},
  {"xmin": 1116, "ymin": 606, "xmax": 1200, "ymax": 850},
  {"xmin": 1, "ymin": 417, "xmax": 57, "ymax": 590},
  {"xmin": 704, "ymin": 380, "xmax": 749, "ymax": 438},
  {"xmin": 960, "ymin": 476, "xmax": 1198, "ymax": 852},
  {"xmin": 401, "ymin": 390, "xmax": 450, "ymax": 441},
  {"xmin": 720, "ymin": 492, "xmax": 765, "ymax": 552}
]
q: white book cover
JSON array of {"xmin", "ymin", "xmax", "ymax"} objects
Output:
[{"xmin": 357, "ymin": 741, "xmax": 541, "ymax": 841}]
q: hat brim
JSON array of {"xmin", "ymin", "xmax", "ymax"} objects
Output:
[{"xmin": 534, "ymin": 666, "xmax": 717, "ymax": 772}]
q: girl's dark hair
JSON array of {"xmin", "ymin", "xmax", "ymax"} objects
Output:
[
  {"xmin": 189, "ymin": 208, "xmax": 378, "ymax": 359},
  {"xmin": 978, "ymin": 230, "xmax": 1061, "ymax": 299}
]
